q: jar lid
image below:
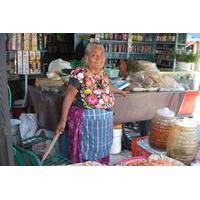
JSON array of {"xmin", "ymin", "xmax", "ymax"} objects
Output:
[
  {"xmin": 175, "ymin": 118, "xmax": 197, "ymax": 128},
  {"xmin": 156, "ymin": 107, "xmax": 175, "ymax": 118}
]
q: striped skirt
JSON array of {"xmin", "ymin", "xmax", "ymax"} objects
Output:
[{"xmin": 67, "ymin": 106, "xmax": 113, "ymax": 164}]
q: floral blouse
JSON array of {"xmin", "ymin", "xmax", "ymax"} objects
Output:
[{"xmin": 68, "ymin": 67, "xmax": 115, "ymax": 109}]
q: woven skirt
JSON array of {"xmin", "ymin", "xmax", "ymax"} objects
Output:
[{"xmin": 67, "ymin": 106, "xmax": 113, "ymax": 164}]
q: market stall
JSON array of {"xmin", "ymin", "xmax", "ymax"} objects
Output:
[
  {"xmin": 2, "ymin": 33, "xmax": 200, "ymax": 167},
  {"xmin": 28, "ymin": 85, "xmax": 184, "ymax": 131}
]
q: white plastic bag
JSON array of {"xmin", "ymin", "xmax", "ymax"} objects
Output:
[
  {"xmin": 48, "ymin": 58, "xmax": 71, "ymax": 73},
  {"xmin": 19, "ymin": 113, "xmax": 38, "ymax": 140}
]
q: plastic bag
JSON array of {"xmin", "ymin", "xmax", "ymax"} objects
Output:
[
  {"xmin": 48, "ymin": 58, "xmax": 72, "ymax": 74},
  {"xmin": 19, "ymin": 113, "xmax": 38, "ymax": 140},
  {"xmin": 122, "ymin": 123, "xmax": 141, "ymax": 150},
  {"xmin": 129, "ymin": 71, "xmax": 154, "ymax": 88}
]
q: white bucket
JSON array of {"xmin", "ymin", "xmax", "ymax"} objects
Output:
[
  {"xmin": 10, "ymin": 119, "xmax": 21, "ymax": 145},
  {"xmin": 110, "ymin": 129, "xmax": 122, "ymax": 154}
]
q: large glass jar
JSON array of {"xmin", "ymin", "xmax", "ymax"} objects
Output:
[
  {"xmin": 149, "ymin": 107, "xmax": 176, "ymax": 150},
  {"xmin": 167, "ymin": 118, "xmax": 198, "ymax": 165}
]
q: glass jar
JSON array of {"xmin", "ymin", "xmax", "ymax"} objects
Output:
[
  {"xmin": 167, "ymin": 118, "xmax": 198, "ymax": 165},
  {"xmin": 149, "ymin": 107, "xmax": 176, "ymax": 150}
]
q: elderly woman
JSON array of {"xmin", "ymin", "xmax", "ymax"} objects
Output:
[{"xmin": 56, "ymin": 42, "xmax": 128, "ymax": 164}]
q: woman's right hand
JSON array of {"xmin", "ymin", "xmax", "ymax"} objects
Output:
[{"xmin": 56, "ymin": 120, "xmax": 66, "ymax": 135}]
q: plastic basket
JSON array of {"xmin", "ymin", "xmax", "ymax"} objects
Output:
[{"xmin": 15, "ymin": 136, "xmax": 72, "ymax": 166}]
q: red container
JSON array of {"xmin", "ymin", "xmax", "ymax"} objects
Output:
[
  {"xmin": 131, "ymin": 136, "xmax": 151, "ymax": 158},
  {"xmin": 131, "ymin": 136, "xmax": 167, "ymax": 158},
  {"xmin": 178, "ymin": 90, "xmax": 199, "ymax": 116}
]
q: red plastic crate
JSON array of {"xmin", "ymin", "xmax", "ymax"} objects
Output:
[
  {"xmin": 131, "ymin": 136, "xmax": 167, "ymax": 158},
  {"xmin": 131, "ymin": 136, "xmax": 151, "ymax": 158},
  {"xmin": 178, "ymin": 90, "xmax": 199, "ymax": 115}
]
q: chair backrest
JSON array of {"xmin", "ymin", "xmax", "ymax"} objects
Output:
[{"xmin": 13, "ymin": 145, "xmax": 42, "ymax": 166}]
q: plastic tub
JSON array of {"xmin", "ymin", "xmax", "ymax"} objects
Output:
[{"xmin": 110, "ymin": 129, "xmax": 122, "ymax": 154}]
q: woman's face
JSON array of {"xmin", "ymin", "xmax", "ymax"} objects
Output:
[{"xmin": 87, "ymin": 46, "xmax": 105, "ymax": 71}]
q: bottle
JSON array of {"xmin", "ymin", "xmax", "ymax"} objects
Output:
[
  {"xmin": 119, "ymin": 33, "xmax": 122, "ymax": 40},
  {"xmin": 109, "ymin": 44, "xmax": 112, "ymax": 52},
  {"xmin": 172, "ymin": 34, "xmax": 176, "ymax": 42},
  {"xmin": 105, "ymin": 44, "xmax": 109, "ymax": 52},
  {"xmin": 100, "ymin": 33, "xmax": 104, "ymax": 40},
  {"xmin": 38, "ymin": 33, "xmax": 43, "ymax": 50},
  {"xmin": 43, "ymin": 34, "xmax": 47, "ymax": 49},
  {"xmin": 6, "ymin": 33, "xmax": 12, "ymax": 50},
  {"xmin": 140, "ymin": 34, "xmax": 143, "ymax": 41},
  {"xmin": 95, "ymin": 33, "xmax": 101, "ymax": 41},
  {"xmin": 118, "ymin": 44, "xmax": 122, "ymax": 52},
  {"xmin": 156, "ymin": 34, "xmax": 159, "ymax": 41},
  {"xmin": 109, "ymin": 33, "xmax": 113, "ymax": 40},
  {"xmin": 104, "ymin": 33, "xmax": 108, "ymax": 40},
  {"xmin": 123, "ymin": 33, "xmax": 128, "ymax": 41}
]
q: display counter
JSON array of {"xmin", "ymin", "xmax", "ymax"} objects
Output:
[{"xmin": 28, "ymin": 85, "xmax": 184, "ymax": 131}]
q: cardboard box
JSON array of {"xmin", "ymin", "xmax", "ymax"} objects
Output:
[
  {"xmin": 35, "ymin": 51, "xmax": 41, "ymax": 74},
  {"xmin": 23, "ymin": 33, "xmax": 30, "ymax": 50},
  {"xmin": 6, "ymin": 33, "xmax": 12, "ymax": 50},
  {"xmin": 16, "ymin": 33, "xmax": 22, "ymax": 50},
  {"xmin": 29, "ymin": 51, "xmax": 36, "ymax": 74},
  {"xmin": 31, "ymin": 33, "xmax": 37, "ymax": 51},
  {"xmin": 17, "ymin": 51, "xmax": 23, "ymax": 74},
  {"xmin": 22, "ymin": 51, "xmax": 29, "ymax": 74},
  {"xmin": 7, "ymin": 51, "xmax": 17, "ymax": 74},
  {"xmin": 11, "ymin": 33, "xmax": 16, "ymax": 50}
]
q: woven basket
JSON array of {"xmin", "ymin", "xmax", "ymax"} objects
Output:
[
  {"xmin": 149, "ymin": 113, "xmax": 176, "ymax": 150},
  {"xmin": 167, "ymin": 120, "xmax": 198, "ymax": 165}
]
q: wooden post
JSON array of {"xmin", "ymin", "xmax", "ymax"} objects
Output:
[{"xmin": 0, "ymin": 33, "xmax": 14, "ymax": 165}]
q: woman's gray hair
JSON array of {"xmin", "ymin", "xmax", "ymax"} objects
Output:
[{"xmin": 83, "ymin": 42, "xmax": 105, "ymax": 65}]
